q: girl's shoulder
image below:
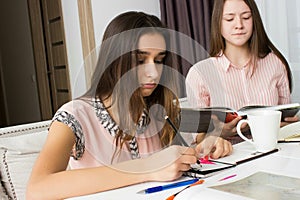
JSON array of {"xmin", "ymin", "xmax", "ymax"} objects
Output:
[
  {"xmin": 188, "ymin": 56, "xmax": 223, "ymax": 77},
  {"xmin": 189, "ymin": 57, "xmax": 217, "ymax": 72},
  {"xmin": 61, "ymin": 98, "xmax": 89, "ymax": 107},
  {"xmin": 260, "ymin": 52, "xmax": 285, "ymax": 67},
  {"xmin": 193, "ymin": 57, "xmax": 216, "ymax": 66},
  {"xmin": 56, "ymin": 98, "xmax": 95, "ymax": 116},
  {"xmin": 263, "ymin": 51, "xmax": 282, "ymax": 62}
]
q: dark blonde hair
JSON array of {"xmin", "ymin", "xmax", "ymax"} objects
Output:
[
  {"xmin": 210, "ymin": 0, "xmax": 292, "ymax": 91},
  {"xmin": 84, "ymin": 11, "xmax": 180, "ymax": 158}
]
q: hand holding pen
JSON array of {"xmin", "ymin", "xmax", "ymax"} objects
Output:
[
  {"xmin": 193, "ymin": 113, "xmax": 233, "ymax": 160},
  {"xmin": 194, "ymin": 135, "xmax": 232, "ymax": 160},
  {"xmin": 164, "ymin": 115, "xmax": 232, "ymax": 163}
]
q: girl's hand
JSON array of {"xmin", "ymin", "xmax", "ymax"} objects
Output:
[
  {"xmin": 281, "ymin": 116, "xmax": 299, "ymax": 127},
  {"xmin": 128, "ymin": 145, "xmax": 198, "ymax": 182},
  {"xmin": 211, "ymin": 115, "xmax": 248, "ymax": 138},
  {"xmin": 194, "ymin": 135, "xmax": 233, "ymax": 159},
  {"xmin": 146, "ymin": 145, "xmax": 197, "ymax": 181}
]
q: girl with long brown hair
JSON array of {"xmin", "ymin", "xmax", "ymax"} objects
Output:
[
  {"xmin": 27, "ymin": 11, "xmax": 232, "ymax": 199},
  {"xmin": 186, "ymin": 0, "xmax": 298, "ymax": 140}
]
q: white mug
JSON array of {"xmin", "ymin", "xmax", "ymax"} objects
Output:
[{"xmin": 236, "ymin": 110, "xmax": 282, "ymax": 152}]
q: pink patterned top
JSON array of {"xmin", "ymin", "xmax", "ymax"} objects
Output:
[
  {"xmin": 52, "ymin": 98, "xmax": 163, "ymax": 169},
  {"xmin": 186, "ymin": 52, "xmax": 291, "ymax": 110}
]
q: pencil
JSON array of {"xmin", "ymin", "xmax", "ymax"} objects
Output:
[{"xmin": 165, "ymin": 115, "xmax": 188, "ymax": 146}]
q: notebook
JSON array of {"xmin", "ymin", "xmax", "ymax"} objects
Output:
[{"xmin": 184, "ymin": 142, "xmax": 279, "ymax": 178}]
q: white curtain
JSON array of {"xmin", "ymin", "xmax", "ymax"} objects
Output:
[{"xmin": 256, "ymin": 0, "xmax": 300, "ymax": 103}]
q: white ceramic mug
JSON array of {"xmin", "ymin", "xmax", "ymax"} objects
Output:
[{"xmin": 236, "ymin": 110, "xmax": 282, "ymax": 152}]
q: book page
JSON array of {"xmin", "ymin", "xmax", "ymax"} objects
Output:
[
  {"xmin": 210, "ymin": 141, "xmax": 276, "ymax": 165},
  {"xmin": 210, "ymin": 172, "xmax": 300, "ymax": 200},
  {"xmin": 238, "ymin": 103, "xmax": 300, "ymax": 121},
  {"xmin": 278, "ymin": 121, "xmax": 300, "ymax": 141}
]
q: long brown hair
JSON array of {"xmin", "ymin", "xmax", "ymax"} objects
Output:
[
  {"xmin": 83, "ymin": 11, "xmax": 180, "ymax": 158},
  {"xmin": 210, "ymin": 0, "xmax": 292, "ymax": 91}
]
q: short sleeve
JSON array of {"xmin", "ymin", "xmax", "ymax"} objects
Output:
[{"xmin": 52, "ymin": 111, "xmax": 85, "ymax": 160}]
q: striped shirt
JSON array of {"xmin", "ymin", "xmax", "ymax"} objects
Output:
[{"xmin": 186, "ymin": 52, "xmax": 291, "ymax": 110}]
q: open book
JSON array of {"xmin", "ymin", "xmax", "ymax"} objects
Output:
[
  {"xmin": 210, "ymin": 172, "xmax": 300, "ymax": 199},
  {"xmin": 278, "ymin": 121, "xmax": 300, "ymax": 142},
  {"xmin": 179, "ymin": 103, "xmax": 300, "ymax": 133},
  {"xmin": 184, "ymin": 142, "xmax": 279, "ymax": 178}
]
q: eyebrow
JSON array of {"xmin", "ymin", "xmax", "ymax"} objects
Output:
[
  {"xmin": 136, "ymin": 50, "xmax": 167, "ymax": 56},
  {"xmin": 223, "ymin": 11, "xmax": 251, "ymax": 16}
]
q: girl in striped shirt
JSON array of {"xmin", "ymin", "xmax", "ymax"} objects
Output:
[{"xmin": 186, "ymin": 0, "xmax": 298, "ymax": 140}]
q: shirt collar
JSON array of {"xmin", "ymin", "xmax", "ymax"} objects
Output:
[
  {"xmin": 215, "ymin": 52, "xmax": 231, "ymax": 72},
  {"xmin": 215, "ymin": 52, "xmax": 254, "ymax": 76},
  {"xmin": 93, "ymin": 97, "xmax": 149, "ymax": 135}
]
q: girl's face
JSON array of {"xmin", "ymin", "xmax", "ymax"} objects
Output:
[
  {"xmin": 137, "ymin": 33, "xmax": 166, "ymax": 97},
  {"xmin": 221, "ymin": 0, "xmax": 253, "ymax": 48}
]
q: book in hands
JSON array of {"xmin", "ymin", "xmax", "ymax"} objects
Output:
[
  {"xmin": 179, "ymin": 107, "xmax": 244, "ymax": 133},
  {"xmin": 179, "ymin": 103, "xmax": 300, "ymax": 133},
  {"xmin": 278, "ymin": 121, "xmax": 300, "ymax": 142},
  {"xmin": 238, "ymin": 103, "xmax": 300, "ymax": 121}
]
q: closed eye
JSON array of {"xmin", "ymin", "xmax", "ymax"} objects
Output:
[
  {"xmin": 154, "ymin": 60, "xmax": 164, "ymax": 64},
  {"xmin": 138, "ymin": 59, "xmax": 145, "ymax": 64},
  {"xmin": 223, "ymin": 16, "xmax": 234, "ymax": 21}
]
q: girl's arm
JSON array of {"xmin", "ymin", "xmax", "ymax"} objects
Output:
[{"xmin": 26, "ymin": 121, "xmax": 197, "ymax": 200}]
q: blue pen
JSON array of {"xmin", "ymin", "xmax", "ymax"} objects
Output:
[{"xmin": 144, "ymin": 178, "xmax": 199, "ymax": 194}]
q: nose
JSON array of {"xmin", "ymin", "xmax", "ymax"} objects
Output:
[
  {"xmin": 144, "ymin": 62, "xmax": 159, "ymax": 79},
  {"xmin": 235, "ymin": 17, "xmax": 243, "ymax": 29}
]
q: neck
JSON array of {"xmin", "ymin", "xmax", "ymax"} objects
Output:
[
  {"xmin": 224, "ymin": 44, "xmax": 251, "ymax": 68},
  {"xmin": 102, "ymin": 97, "xmax": 119, "ymax": 123}
]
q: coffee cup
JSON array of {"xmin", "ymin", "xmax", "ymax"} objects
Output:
[{"xmin": 236, "ymin": 110, "xmax": 281, "ymax": 152}]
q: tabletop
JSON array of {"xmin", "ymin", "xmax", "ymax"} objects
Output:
[{"xmin": 68, "ymin": 142, "xmax": 300, "ymax": 200}]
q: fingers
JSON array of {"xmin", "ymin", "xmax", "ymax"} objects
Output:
[
  {"xmin": 195, "ymin": 136, "xmax": 233, "ymax": 159},
  {"xmin": 178, "ymin": 146, "xmax": 196, "ymax": 156},
  {"xmin": 173, "ymin": 146, "xmax": 198, "ymax": 172},
  {"xmin": 284, "ymin": 116, "xmax": 299, "ymax": 122},
  {"xmin": 171, "ymin": 145, "xmax": 198, "ymax": 164},
  {"xmin": 221, "ymin": 116, "xmax": 248, "ymax": 137},
  {"xmin": 179, "ymin": 147, "xmax": 198, "ymax": 164},
  {"xmin": 194, "ymin": 137, "xmax": 217, "ymax": 157},
  {"xmin": 230, "ymin": 115, "xmax": 242, "ymax": 125},
  {"xmin": 210, "ymin": 138, "xmax": 233, "ymax": 159}
]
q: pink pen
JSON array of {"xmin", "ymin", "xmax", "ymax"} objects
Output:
[{"xmin": 218, "ymin": 174, "xmax": 237, "ymax": 181}]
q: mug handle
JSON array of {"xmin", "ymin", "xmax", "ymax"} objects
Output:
[{"xmin": 236, "ymin": 119, "xmax": 253, "ymax": 145}]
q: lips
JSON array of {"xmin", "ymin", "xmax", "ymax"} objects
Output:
[
  {"xmin": 141, "ymin": 83, "xmax": 157, "ymax": 89},
  {"xmin": 233, "ymin": 32, "xmax": 246, "ymax": 35}
]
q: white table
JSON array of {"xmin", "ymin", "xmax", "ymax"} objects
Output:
[{"xmin": 68, "ymin": 142, "xmax": 300, "ymax": 200}]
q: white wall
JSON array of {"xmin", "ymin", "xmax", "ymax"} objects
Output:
[
  {"xmin": 61, "ymin": 0, "xmax": 85, "ymax": 99},
  {"xmin": 61, "ymin": 0, "xmax": 160, "ymax": 99},
  {"xmin": 91, "ymin": 0, "xmax": 160, "ymax": 47},
  {"xmin": 256, "ymin": 0, "xmax": 300, "ymax": 103}
]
